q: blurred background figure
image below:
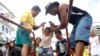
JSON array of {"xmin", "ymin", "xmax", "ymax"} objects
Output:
[
  {"xmin": 9, "ymin": 41, "xmax": 21, "ymax": 56},
  {"xmin": 31, "ymin": 37, "xmax": 41, "ymax": 56},
  {"xmin": 89, "ymin": 30, "xmax": 100, "ymax": 56},
  {"xmin": 2, "ymin": 42, "xmax": 10, "ymax": 56}
]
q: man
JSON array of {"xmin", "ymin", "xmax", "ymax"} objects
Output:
[
  {"xmin": 55, "ymin": 30, "xmax": 68, "ymax": 56},
  {"xmin": 45, "ymin": 2, "xmax": 92, "ymax": 56},
  {"xmin": 16, "ymin": 6, "xmax": 45, "ymax": 56}
]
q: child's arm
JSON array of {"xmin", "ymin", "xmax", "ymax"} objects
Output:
[
  {"xmin": 49, "ymin": 21, "xmax": 54, "ymax": 37},
  {"xmin": 56, "ymin": 53, "xmax": 59, "ymax": 56},
  {"xmin": 98, "ymin": 35, "xmax": 100, "ymax": 43},
  {"xmin": 55, "ymin": 42, "xmax": 59, "ymax": 56},
  {"xmin": 41, "ymin": 22, "xmax": 45, "ymax": 34}
]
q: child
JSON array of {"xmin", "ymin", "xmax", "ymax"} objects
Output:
[
  {"xmin": 31, "ymin": 37, "xmax": 41, "ymax": 56},
  {"xmin": 55, "ymin": 30, "xmax": 68, "ymax": 56},
  {"xmin": 35, "ymin": 37, "xmax": 41, "ymax": 56},
  {"xmin": 16, "ymin": 6, "xmax": 43, "ymax": 56},
  {"xmin": 38, "ymin": 23, "xmax": 54, "ymax": 56}
]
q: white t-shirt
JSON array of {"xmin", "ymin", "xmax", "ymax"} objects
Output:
[
  {"xmin": 89, "ymin": 36, "xmax": 100, "ymax": 55},
  {"xmin": 40, "ymin": 33, "xmax": 52, "ymax": 48},
  {"xmin": 2, "ymin": 46, "xmax": 9, "ymax": 56}
]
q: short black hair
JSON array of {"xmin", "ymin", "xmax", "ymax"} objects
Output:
[
  {"xmin": 45, "ymin": 2, "xmax": 59, "ymax": 15},
  {"xmin": 55, "ymin": 30, "xmax": 62, "ymax": 35},
  {"xmin": 31, "ymin": 5, "xmax": 41, "ymax": 12}
]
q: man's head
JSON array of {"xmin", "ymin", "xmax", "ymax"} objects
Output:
[
  {"xmin": 55, "ymin": 30, "xmax": 62, "ymax": 40},
  {"xmin": 45, "ymin": 2, "xmax": 59, "ymax": 15},
  {"xmin": 31, "ymin": 5, "xmax": 41, "ymax": 17},
  {"xmin": 44, "ymin": 27, "xmax": 52, "ymax": 36}
]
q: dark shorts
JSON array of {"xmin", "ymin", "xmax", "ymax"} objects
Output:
[
  {"xmin": 70, "ymin": 15, "xmax": 92, "ymax": 48},
  {"xmin": 16, "ymin": 28, "xmax": 31, "ymax": 47}
]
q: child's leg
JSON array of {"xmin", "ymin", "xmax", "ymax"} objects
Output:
[{"xmin": 21, "ymin": 44, "xmax": 29, "ymax": 56}]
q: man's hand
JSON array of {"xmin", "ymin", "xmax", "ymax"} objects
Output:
[
  {"xmin": 49, "ymin": 21, "xmax": 59, "ymax": 32},
  {"xmin": 33, "ymin": 22, "xmax": 46, "ymax": 30},
  {"xmin": 49, "ymin": 21, "xmax": 55, "ymax": 26}
]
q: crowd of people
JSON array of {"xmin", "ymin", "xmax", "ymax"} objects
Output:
[
  {"xmin": 0, "ymin": 41, "xmax": 21, "ymax": 56},
  {"xmin": 0, "ymin": 1, "xmax": 100, "ymax": 56}
]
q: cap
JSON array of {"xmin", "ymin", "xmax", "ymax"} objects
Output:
[
  {"xmin": 45, "ymin": 2, "xmax": 52, "ymax": 15},
  {"xmin": 45, "ymin": 2, "xmax": 59, "ymax": 15}
]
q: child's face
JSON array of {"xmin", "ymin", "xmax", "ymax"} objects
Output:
[
  {"xmin": 36, "ymin": 38, "xmax": 41, "ymax": 45},
  {"xmin": 10, "ymin": 42, "xmax": 14, "ymax": 47},
  {"xmin": 44, "ymin": 29, "xmax": 51, "ymax": 36},
  {"xmin": 55, "ymin": 33, "xmax": 61, "ymax": 40}
]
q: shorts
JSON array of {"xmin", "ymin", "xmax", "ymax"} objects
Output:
[
  {"xmin": 70, "ymin": 15, "xmax": 92, "ymax": 48},
  {"xmin": 16, "ymin": 28, "xmax": 31, "ymax": 47},
  {"xmin": 38, "ymin": 47, "xmax": 54, "ymax": 56}
]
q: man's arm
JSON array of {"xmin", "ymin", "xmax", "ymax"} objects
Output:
[
  {"xmin": 33, "ymin": 22, "xmax": 45, "ymax": 30},
  {"xmin": 58, "ymin": 4, "xmax": 69, "ymax": 29},
  {"xmin": 33, "ymin": 25, "xmax": 41, "ymax": 30}
]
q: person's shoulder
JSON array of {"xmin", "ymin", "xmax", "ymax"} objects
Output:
[
  {"xmin": 59, "ymin": 3, "xmax": 68, "ymax": 9},
  {"xmin": 59, "ymin": 3, "xmax": 68, "ymax": 13}
]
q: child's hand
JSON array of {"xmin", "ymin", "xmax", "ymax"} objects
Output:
[
  {"xmin": 41, "ymin": 22, "xmax": 46, "ymax": 26},
  {"xmin": 49, "ymin": 21, "xmax": 54, "ymax": 26}
]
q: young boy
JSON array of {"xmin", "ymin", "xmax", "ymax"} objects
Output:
[
  {"xmin": 38, "ymin": 23, "xmax": 54, "ymax": 56},
  {"xmin": 55, "ymin": 30, "xmax": 68, "ymax": 56},
  {"xmin": 16, "ymin": 6, "xmax": 44, "ymax": 56}
]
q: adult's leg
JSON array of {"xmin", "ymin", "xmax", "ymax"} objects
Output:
[
  {"xmin": 75, "ymin": 15, "xmax": 92, "ymax": 56},
  {"xmin": 21, "ymin": 44, "xmax": 30, "ymax": 56},
  {"xmin": 75, "ymin": 41, "xmax": 85, "ymax": 56}
]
